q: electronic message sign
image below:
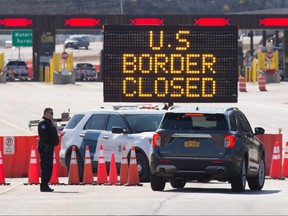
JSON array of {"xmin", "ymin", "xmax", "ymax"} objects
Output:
[{"xmin": 103, "ymin": 25, "xmax": 238, "ymax": 103}]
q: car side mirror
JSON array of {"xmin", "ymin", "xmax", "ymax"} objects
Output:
[
  {"xmin": 254, "ymin": 127, "xmax": 265, "ymax": 135},
  {"xmin": 112, "ymin": 126, "xmax": 125, "ymax": 134}
]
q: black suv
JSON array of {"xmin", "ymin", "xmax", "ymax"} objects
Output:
[
  {"xmin": 149, "ymin": 107, "xmax": 266, "ymax": 192},
  {"xmin": 64, "ymin": 35, "xmax": 90, "ymax": 49}
]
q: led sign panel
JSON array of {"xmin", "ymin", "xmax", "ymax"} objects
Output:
[
  {"xmin": 130, "ymin": 18, "xmax": 164, "ymax": 25},
  {"xmin": 103, "ymin": 25, "xmax": 238, "ymax": 103},
  {"xmin": 64, "ymin": 18, "xmax": 100, "ymax": 27},
  {"xmin": 0, "ymin": 18, "xmax": 33, "ymax": 27},
  {"xmin": 259, "ymin": 18, "xmax": 288, "ymax": 27},
  {"xmin": 194, "ymin": 18, "xmax": 230, "ymax": 26}
]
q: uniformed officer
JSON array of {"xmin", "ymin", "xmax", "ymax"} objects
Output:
[{"xmin": 38, "ymin": 108, "xmax": 59, "ymax": 192}]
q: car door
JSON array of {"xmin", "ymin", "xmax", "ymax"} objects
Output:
[
  {"xmin": 81, "ymin": 113, "xmax": 108, "ymax": 162},
  {"xmin": 237, "ymin": 113, "xmax": 259, "ymax": 173},
  {"xmin": 97, "ymin": 114, "xmax": 130, "ymax": 164}
]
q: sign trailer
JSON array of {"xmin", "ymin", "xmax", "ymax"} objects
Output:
[{"xmin": 103, "ymin": 25, "xmax": 238, "ymax": 103}]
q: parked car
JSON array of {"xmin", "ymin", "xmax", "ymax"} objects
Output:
[
  {"xmin": 64, "ymin": 35, "xmax": 90, "ymax": 49},
  {"xmin": 74, "ymin": 63, "xmax": 97, "ymax": 81},
  {"xmin": 4, "ymin": 60, "xmax": 29, "ymax": 81},
  {"xmin": 60, "ymin": 107, "xmax": 166, "ymax": 182},
  {"xmin": 150, "ymin": 106, "xmax": 266, "ymax": 192}
]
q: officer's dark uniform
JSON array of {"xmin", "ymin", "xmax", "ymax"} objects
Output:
[{"xmin": 38, "ymin": 117, "xmax": 59, "ymax": 191}]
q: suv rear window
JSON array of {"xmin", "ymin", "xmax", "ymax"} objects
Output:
[
  {"xmin": 76, "ymin": 63, "xmax": 93, "ymax": 68},
  {"xmin": 160, "ymin": 113, "xmax": 228, "ymax": 131},
  {"xmin": 69, "ymin": 36, "xmax": 80, "ymax": 40},
  {"xmin": 7, "ymin": 61, "xmax": 27, "ymax": 66},
  {"xmin": 126, "ymin": 114, "xmax": 163, "ymax": 132},
  {"xmin": 65, "ymin": 114, "xmax": 85, "ymax": 129}
]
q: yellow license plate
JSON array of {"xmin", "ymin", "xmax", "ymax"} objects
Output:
[{"xmin": 184, "ymin": 140, "xmax": 200, "ymax": 147}]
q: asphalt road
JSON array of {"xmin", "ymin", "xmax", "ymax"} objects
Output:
[
  {"xmin": 0, "ymin": 81, "xmax": 287, "ymax": 143},
  {"xmin": 1, "ymin": 81, "xmax": 288, "ymax": 215},
  {"xmin": 1, "ymin": 177, "xmax": 288, "ymax": 215}
]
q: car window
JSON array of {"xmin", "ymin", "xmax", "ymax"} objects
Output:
[
  {"xmin": 7, "ymin": 61, "xmax": 25, "ymax": 66},
  {"xmin": 7, "ymin": 61, "xmax": 17, "ymax": 66},
  {"xmin": 84, "ymin": 114, "xmax": 108, "ymax": 130},
  {"xmin": 237, "ymin": 113, "xmax": 253, "ymax": 134},
  {"xmin": 126, "ymin": 114, "xmax": 163, "ymax": 133},
  {"xmin": 65, "ymin": 114, "xmax": 85, "ymax": 129},
  {"xmin": 18, "ymin": 61, "xmax": 27, "ymax": 66},
  {"xmin": 229, "ymin": 113, "xmax": 237, "ymax": 131},
  {"xmin": 69, "ymin": 36, "xmax": 80, "ymax": 40},
  {"xmin": 77, "ymin": 63, "xmax": 93, "ymax": 68},
  {"xmin": 160, "ymin": 113, "xmax": 228, "ymax": 130},
  {"xmin": 106, "ymin": 114, "xmax": 127, "ymax": 131}
]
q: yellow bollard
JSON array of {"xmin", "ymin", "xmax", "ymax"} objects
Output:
[
  {"xmin": 67, "ymin": 53, "xmax": 74, "ymax": 72},
  {"xmin": 257, "ymin": 52, "xmax": 265, "ymax": 71},
  {"xmin": 39, "ymin": 66, "xmax": 43, "ymax": 81},
  {"xmin": 252, "ymin": 58, "xmax": 257, "ymax": 84},
  {"xmin": 45, "ymin": 66, "xmax": 50, "ymax": 83},
  {"xmin": 271, "ymin": 51, "xmax": 278, "ymax": 70},
  {"xmin": 53, "ymin": 52, "xmax": 60, "ymax": 72},
  {"xmin": 0, "ymin": 53, "xmax": 4, "ymax": 73},
  {"xmin": 50, "ymin": 59, "xmax": 54, "ymax": 83},
  {"xmin": 245, "ymin": 66, "xmax": 251, "ymax": 82}
]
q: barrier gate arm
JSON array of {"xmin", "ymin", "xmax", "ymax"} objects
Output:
[{"xmin": 28, "ymin": 110, "xmax": 71, "ymax": 132}]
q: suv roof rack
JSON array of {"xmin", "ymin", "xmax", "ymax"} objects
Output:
[
  {"xmin": 224, "ymin": 107, "xmax": 239, "ymax": 112},
  {"xmin": 113, "ymin": 105, "xmax": 139, "ymax": 110},
  {"xmin": 168, "ymin": 106, "xmax": 239, "ymax": 113},
  {"xmin": 113, "ymin": 104, "xmax": 160, "ymax": 110}
]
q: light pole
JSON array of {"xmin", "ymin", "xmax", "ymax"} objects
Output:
[{"xmin": 120, "ymin": 0, "xmax": 123, "ymax": 14}]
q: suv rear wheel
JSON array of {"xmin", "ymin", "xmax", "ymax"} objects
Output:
[
  {"xmin": 170, "ymin": 180, "xmax": 186, "ymax": 188},
  {"xmin": 150, "ymin": 173, "xmax": 166, "ymax": 191},
  {"xmin": 248, "ymin": 155, "xmax": 265, "ymax": 190},
  {"xmin": 231, "ymin": 159, "xmax": 247, "ymax": 192}
]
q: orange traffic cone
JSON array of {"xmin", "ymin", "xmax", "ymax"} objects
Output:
[
  {"xmin": 108, "ymin": 153, "xmax": 118, "ymax": 184},
  {"xmin": 68, "ymin": 146, "xmax": 80, "ymax": 185},
  {"xmin": 119, "ymin": 146, "xmax": 128, "ymax": 185},
  {"xmin": 96, "ymin": 145, "xmax": 108, "ymax": 184},
  {"xmin": 282, "ymin": 142, "xmax": 288, "ymax": 177},
  {"xmin": 258, "ymin": 74, "xmax": 267, "ymax": 91},
  {"xmin": 27, "ymin": 144, "xmax": 40, "ymax": 184},
  {"xmin": 83, "ymin": 145, "xmax": 94, "ymax": 184},
  {"xmin": 49, "ymin": 152, "xmax": 59, "ymax": 184},
  {"xmin": 270, "ymin": 141, "xmax": 282, "ymax": 179},
  {"xmin": 127, "ymin": 146, "xmax": 141, "ymax": 186},
  {"xmin": 0, "ymin": 150, "xmax": 9, "ymax": 185},
  {"xmin": 238, "ymin": 76, "xmax": 247, "ymax": 92}
]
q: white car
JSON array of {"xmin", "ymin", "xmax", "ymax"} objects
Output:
[{"xmin": 59, "ymin": 107, "xmax": 165, "ymax": 182}]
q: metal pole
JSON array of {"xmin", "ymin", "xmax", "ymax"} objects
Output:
[
  {"xmin": 249, "ymin": 31, "xmax": 253, "ymax": 57},
  {"xmin": 262, "ymin": 30, "xmax": 266, "ymax": 47},
  {"xmin": 275, "ymin": 30, "xmax": 279, "ymax": 47},
  {"xmin": 120, "ymin": 0, "xmax": 123, "ymax": 14}
]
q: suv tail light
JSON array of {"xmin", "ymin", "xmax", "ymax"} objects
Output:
[
  {"xmin": 60, "ymin": 131, "xmax": 66, "ymax": 137},
  {"xmin": 224, "ymin": 134, "xmax": 235, "ymax": 148},
  {"xmin": 152, "ymin": 133, "xmax": 161, "ymax": 146}
]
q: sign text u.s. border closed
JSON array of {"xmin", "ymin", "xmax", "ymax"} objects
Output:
[
  {"xmin": 12, "ymin": 30, "xmax": 32, "ymax": 47},
  {"xmin": 103, "ymin": 25, "xmax": 238, "ymax": 103}
]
